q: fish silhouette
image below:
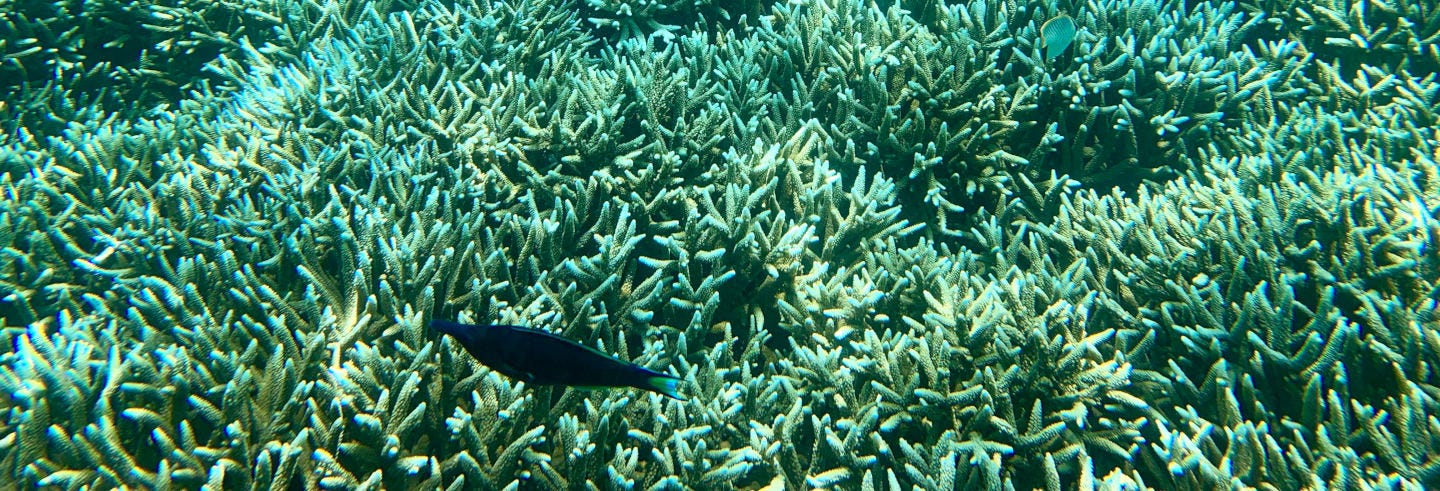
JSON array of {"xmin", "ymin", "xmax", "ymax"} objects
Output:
[{"xmin": 431, "ymin": 320, "xmax": 685, "ymax": 400}]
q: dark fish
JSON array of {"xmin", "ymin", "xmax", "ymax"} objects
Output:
[{"xmin": 431, "ymin": 320, "xmax": 684, "ymax": 400}]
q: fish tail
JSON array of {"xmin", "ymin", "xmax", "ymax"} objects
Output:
[{"xmin": 642, "ymin": 374, "xmax": 685, "ymax": 401}]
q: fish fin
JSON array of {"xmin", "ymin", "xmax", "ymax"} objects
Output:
[
  {"xmin": 493, "ymin": 360, "xmax": 533, "ymax": 383},
  {"xmin": 643, "ymin": 375, "xmax": 685, "ymax": 401}
]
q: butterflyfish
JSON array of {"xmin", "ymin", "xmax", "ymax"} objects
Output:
[{"xmin": 1041, "ymin": 14, "xmax": 1077, "ymax": 60}]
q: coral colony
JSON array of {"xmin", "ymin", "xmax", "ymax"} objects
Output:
[{"xmin": 2, "ymin": 0, "xmax": 1439, "ymax": 489}]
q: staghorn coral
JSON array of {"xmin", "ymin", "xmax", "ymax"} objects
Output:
[
  {"xmin": 3, "ymin": 0, "xmax": 1440, "ymax": 489},
  {"xmin": 0, "ymin": 0, "xmax": 308, "ymax": 137},
  {"xmin": 1249, "ymin": 0, "xmax": 1440, "ymax": 72}
]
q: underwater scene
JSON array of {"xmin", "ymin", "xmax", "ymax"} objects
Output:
[{"xmin": 2, "ymin": 0, "xmax": 1439, "ymax": 489}]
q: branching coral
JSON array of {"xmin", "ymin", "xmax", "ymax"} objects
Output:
[
  {"xmin": 3, "ymin": 0, "xmax": 1440, "ymax": 489},
  {"xmin": 0, "ymin": 0, "xmax": 300, "ymax": 137}
]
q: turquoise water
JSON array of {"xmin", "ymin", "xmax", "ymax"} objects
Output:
[{"xmin": 2, "ymin": 0, "xmax": 1438, "ymax": 489}]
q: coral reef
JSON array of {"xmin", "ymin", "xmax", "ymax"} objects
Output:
[{"xmin": 2, "ymin": 0, "xmax": 1439, "ymax": 489}]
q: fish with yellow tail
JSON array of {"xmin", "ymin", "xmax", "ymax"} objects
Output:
[{"xmin": 431, "ymin": 320, "xmax": 685, "ymax": 401}]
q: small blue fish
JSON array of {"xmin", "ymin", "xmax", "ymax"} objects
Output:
[{"xmin": 431, "ymin": 320, "xmax": 684, "ymax": 400}]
